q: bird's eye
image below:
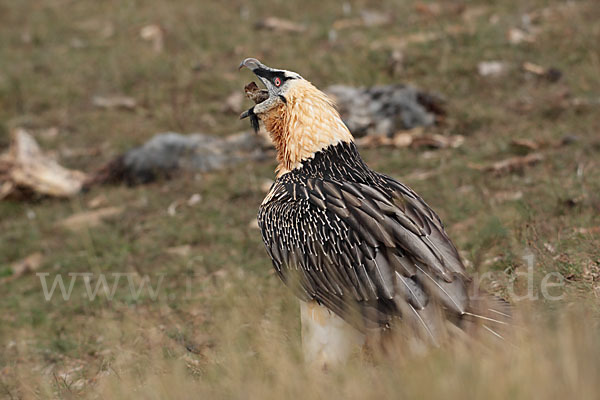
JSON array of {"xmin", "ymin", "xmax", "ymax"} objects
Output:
[{"xmin": 273, "ymin": 77, "xmax": 282, "ymax": 87}]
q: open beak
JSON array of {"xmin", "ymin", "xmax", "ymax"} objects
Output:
[
  {"xmin": 239, "ymin": 58, "xmax": 273, "ymax": 95},
  {"xmin": 239, "ymin": 58, "xmax": 277, "ymax": 132}
]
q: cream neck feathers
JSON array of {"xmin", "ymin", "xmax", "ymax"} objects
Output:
[{"xmin": 261, "ymin": 79, "xmax": 354, "ymax": 175}]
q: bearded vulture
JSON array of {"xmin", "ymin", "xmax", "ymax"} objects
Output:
[{"xmin": 239, "ymin": 58, "xmax": 510, "ymax": 368}]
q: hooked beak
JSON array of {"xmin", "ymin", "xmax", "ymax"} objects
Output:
[
  {"xmin": 238, "ymin": 58, "xmax": 279, "ymax": 133},
  {"xmin": 239, "ymin": 57, "xmax": 273, "ymax": 92},
  {"xmin": 239, "ymin": 58, "xmax": 269, "ymax": 124},
  {"xmin": 239, "ymin": 59, "xmax": 261, "ymax": 123},
  {"xmin": 238, "ymin": 58, "xmax": 266, "ymax": 72}
]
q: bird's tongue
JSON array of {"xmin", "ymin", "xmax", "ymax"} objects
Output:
[{"xmin": 244, "ymin": 81, "xmax": 269, "ymax": 105}]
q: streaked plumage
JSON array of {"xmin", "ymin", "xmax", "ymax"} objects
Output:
[{"xmin": 239, "ymin": 58, "xmax": 509, "ymax": 366}]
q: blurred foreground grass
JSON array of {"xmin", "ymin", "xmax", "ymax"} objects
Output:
[{"xmin": 0, "ymin": 0, "xmax": 599, "ymax": 398}]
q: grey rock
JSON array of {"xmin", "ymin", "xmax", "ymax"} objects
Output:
[
  {"xmin": 91, "ymin": 131, "xmax": 270, "ymax": 185},
  {"xmin": 326, "ymin": 84, "xmax": 445, "ymax": 137}
]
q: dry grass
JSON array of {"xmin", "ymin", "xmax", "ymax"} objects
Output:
[
  {"xmin": 9, "ymin": 302, "xmax": 600, "ymax": 399},
  {"xmin": 1, "ymin": 0, "xmax": 599, "ymax": 398}
]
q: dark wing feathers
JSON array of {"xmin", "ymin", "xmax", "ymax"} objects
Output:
[
  {"xmin": 395, "ymin": 272, "xmax": 428, "ymax": 310},
  {"xmin": 258, "ymin": 173, "xmax": 470, "ymax": 330}
]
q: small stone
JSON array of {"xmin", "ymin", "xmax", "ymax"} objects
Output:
[
  {"xmin": 187, "ymin": 193, "xmax": 202, "ymax": 206},
  {"xmin": 478, "ymin": 61, "xmax": 507, "ymax": 77}
]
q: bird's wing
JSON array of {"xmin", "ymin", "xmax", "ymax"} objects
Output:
[{"xmin": 258, "ymin": 175, "xmax": 470, "ymax": 331}]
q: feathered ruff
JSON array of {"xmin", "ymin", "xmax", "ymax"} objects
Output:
[{"xmin": 259, "ymin": 79, "xmax": 354, "ymax": 173}]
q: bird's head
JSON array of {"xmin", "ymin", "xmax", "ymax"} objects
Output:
[{"xmin": 239, "ymin": 58, "xmax": 353, "ymax": 175}]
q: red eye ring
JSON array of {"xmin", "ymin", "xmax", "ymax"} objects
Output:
[{"xmin": 274, "ymin": 77, "xmax": 282, "ymax": 87}]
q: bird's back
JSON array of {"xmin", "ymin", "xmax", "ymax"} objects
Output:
[{"xmin": 257, "ymin": 141, "xmax": 505, "ymax": 343}]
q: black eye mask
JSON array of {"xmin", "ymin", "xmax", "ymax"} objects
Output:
[{"xmin": 253, "ymin": 68, "xmax": 288, "ymax": 84}]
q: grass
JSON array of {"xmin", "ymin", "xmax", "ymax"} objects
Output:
[{"xmin": 1, "ymin": 0, "xmax": 600, "ymax": 398}]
